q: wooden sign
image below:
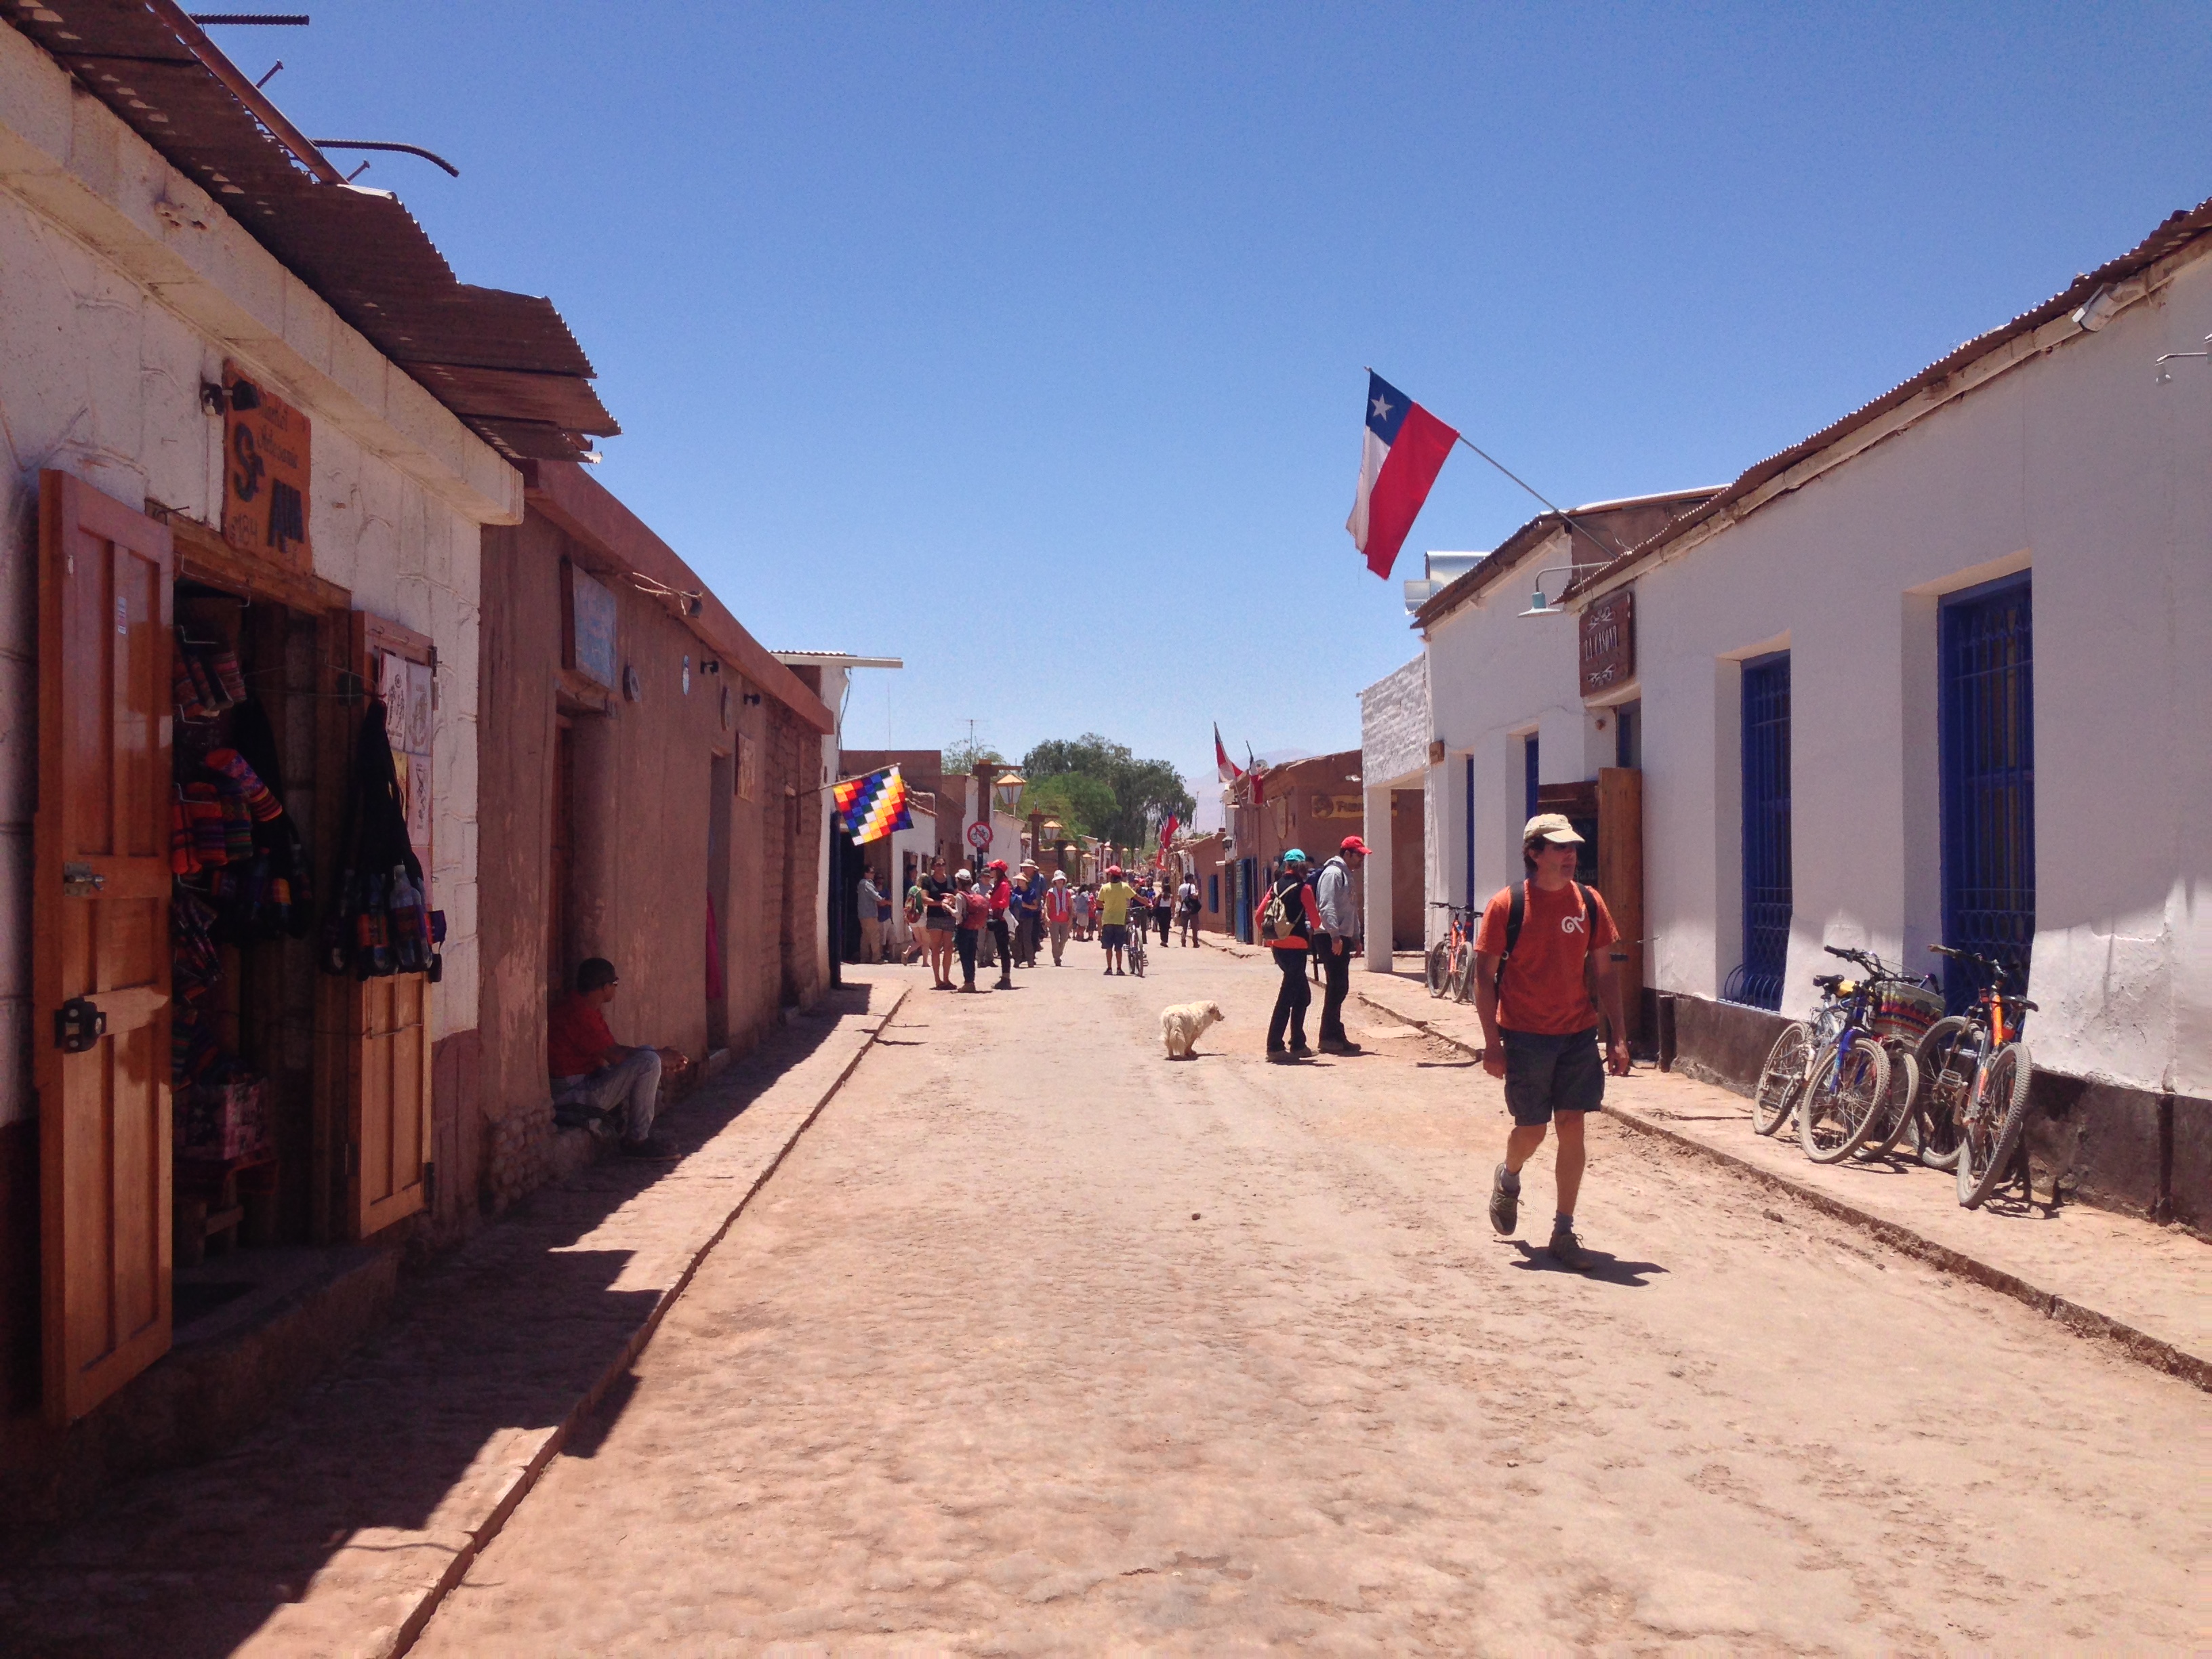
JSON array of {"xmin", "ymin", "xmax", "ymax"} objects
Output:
[
  {"xmin": 1580, "ymin": 586, "xmax": 1635, "ymax": 695},
  {"xmin": 568, "ymin": 565, "xmax": 617, "ymax": 689},
  {"xmin": 737, "ymin": 732, "xmax": 758, "ymax": 802},
  {"xmin": 1309, "ymin": 792, "xmax": 1364, "ymax": 820},
  {"xmin": 220, "ymin": 361, "xmax": 311, "ymax": 570}
]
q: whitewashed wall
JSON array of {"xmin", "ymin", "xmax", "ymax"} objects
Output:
[
  {"xmin": 1603, "ymin": 247, "xmax": 2212, "ymax": 1097},
  {"xmin": 1422, "ymin": 527, "xmax": 1607, "ymax": 923},
  {"xmin": 0, "ymin": 28, "xmax": 519, "ymax": 1123},
  {"xmin": 1359, "ymin": 655, "xmax": 1428, "ymax": 969}
]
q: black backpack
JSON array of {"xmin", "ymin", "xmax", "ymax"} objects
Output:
[{"xmin": 1496, "ymin": 879, "xmax": 1598, "ymax": 994}]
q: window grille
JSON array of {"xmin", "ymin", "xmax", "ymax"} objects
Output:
[
  {"xmin": 1729, "ymin": 651, "xmax": 1792, "ymax": 1010},
  {"xmin": 1940, "ymin": 577, "xmax": 2034, "ymax": 1011}
]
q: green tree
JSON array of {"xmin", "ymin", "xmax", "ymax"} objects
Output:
[
  {"xmin": 1023, "ymin": 772, "xmax": 1119, "ymax": 839},
  {"xmin": 942, "ymin": 736, "xmax": 1004, "ymax": 776},
  {"xmin": 1021, "ymin": 733, "xmax": 1195, "ymax": 849}
]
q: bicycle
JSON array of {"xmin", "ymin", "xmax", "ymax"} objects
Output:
[
  {"xmin": 1426, "ymin": 901, "xmax": 1477, "ymax": 1001},
  {"xmin": 1125, "ymin": 906, "xmax": 1149, "ymax": 978},
  {"xmin": 1825, "ymin": 946, "xmax": 1945, "ymax": 1161},
  {"xmin": 1746, "ymin": 946, "xmax": 1892, "ymax": 1160},
  {"xmin": 1915, "ymin": 945, "xmax": 2036, "ymax": 1207}
]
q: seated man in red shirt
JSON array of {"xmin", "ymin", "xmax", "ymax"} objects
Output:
[{"xmin": 549, "ymin": 957, "xmax": 686, "ymax": 1158}]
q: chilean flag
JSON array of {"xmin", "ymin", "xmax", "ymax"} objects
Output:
[
  {"xmin": 1214, "ymin": 723, "xmax": 1243, "ymax": 787},
  {"xmin": 1346, "ymin": 372, "xmax": 1459, "ymax": 579}
]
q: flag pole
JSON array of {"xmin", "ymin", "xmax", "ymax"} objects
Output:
[{"xmin": 1367, "ymin": 365, "xmax": 1621, "ymax": 572}]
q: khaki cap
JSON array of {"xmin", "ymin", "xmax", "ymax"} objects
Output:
[{"xmin": 1523, "ymin": 812, "xmax": 1584, "ymax": 845}]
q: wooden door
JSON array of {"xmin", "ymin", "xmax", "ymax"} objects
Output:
[
  {"xmin": 1596, "ymin": 767, "xmax": 1645, "ymax": 1046},
  {"xmin": 328, "ymin": 611, "xmax": 435, "ymax": 1237},
  {"xmin": 34, "ymin": 472, "xmax": 175, "ymax": 1425}
]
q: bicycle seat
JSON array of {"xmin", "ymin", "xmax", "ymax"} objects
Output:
[{"xmin": 1812, "ymin": 973, "xmax": 1843, "ymax": 991}]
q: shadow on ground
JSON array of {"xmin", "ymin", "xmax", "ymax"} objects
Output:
[{"xmin": 0, "ymin": 984, "xmax": 879, "ymax": 1659}]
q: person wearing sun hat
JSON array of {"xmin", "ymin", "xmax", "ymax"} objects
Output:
[
  {"xmin": 1471, "ymin": 812, "xmax": 1630, "ymax": 1271},
  {"xmin": 1097, "ymin": 864, "xmax": 1136, "ymax": 975}
]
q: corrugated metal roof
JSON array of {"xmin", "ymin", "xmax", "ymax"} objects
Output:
[
  {"xmin": 1576, "ymin": 194, "xmax": 2212, "ymax": 596},
  {"xmin": 6, "ymin": 1, "xmax": 617, "ymax": 463}
]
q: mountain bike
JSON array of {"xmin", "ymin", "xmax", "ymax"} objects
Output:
[
  {"xmin": 1826, "ymin": 946, "xmax": 1944, "ymax": 1160},
  {"xmin": 1427, "ymin": 901, "xmax": 1477, "ymax": 1001},
  {"xmin": 1916, "ymin": 945, "xmax": 2036, "ymax": 1207},
  {"xmin": 1126, "ymin": 907, "xmax": 1148, "ymax": 978},
  {"xmin": 1793, "ymin": 954, "xmax": 1893, "ymax": 1163}
]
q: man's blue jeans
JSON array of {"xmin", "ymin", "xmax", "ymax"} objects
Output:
[{"xmin": 552, "ymin": 1048, "xmax": 661, "ymax": 1143}]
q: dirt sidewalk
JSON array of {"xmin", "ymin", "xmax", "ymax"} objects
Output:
[{"xmin": 0, "ymin": 979, "xmax": 904, "ymax": 1659}]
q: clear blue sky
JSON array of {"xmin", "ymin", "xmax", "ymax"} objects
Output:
[{"xmin": 266, "ymin": 3, "xmax": 2208, "ymax": 804}]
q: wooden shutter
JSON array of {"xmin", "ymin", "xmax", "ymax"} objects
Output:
[
  {"xmin": 34, "ymin": 472, "xmax": 176, "ymax": 1425},
  {"xmin": 326, "ymin": 611, "xmax": 435, "ymax": 1237}
]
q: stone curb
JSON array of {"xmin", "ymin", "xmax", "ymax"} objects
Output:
[
  {"xmin": 1346, "ymin": 985, "xmax": 2209, "ymax": 1394},
  {"xmin": 387, "ymin": 984, "xmax": 912, "ymax": 1658}
]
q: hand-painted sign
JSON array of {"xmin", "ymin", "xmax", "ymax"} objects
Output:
[
  {"xmin": 569, "ymin": 565, "xmax": 617, "ymax": 689},
  {"xmin": 221, "ymin": 361, "xmax": 311, "ymax": 569},
  {"xmin": 1580, "ymin": 586, "xmax": 1635, "ymax": 696}
]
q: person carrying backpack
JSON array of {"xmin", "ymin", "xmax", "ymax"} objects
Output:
[
  {"xmin": 1261, "ymin": 849, "xmax": 1323, "ymax": 1061},
  {"xmin": 1473, "ymin": 813, "xmax": 1631, "ymax": 1270}
]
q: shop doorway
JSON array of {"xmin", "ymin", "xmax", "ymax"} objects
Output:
[
  {"xmin": 706, "ymin": 753, "xmax": 733, "ymax": 1050},
  {"xmin": 31, "ymin": 472, "xmax": 438, "ymax": 1425}
]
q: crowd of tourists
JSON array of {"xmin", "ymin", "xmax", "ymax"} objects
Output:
[{"xmin": 872, "ymin": 855, "xmax": 1202, "ymax": 991}]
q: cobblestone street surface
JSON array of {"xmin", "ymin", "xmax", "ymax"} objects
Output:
[{"xmin": 416, "ymin": 947, "xmax": 2203, "ymax": 1654}]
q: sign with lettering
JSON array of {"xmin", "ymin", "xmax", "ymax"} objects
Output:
[
  {"xmin": 1580, "ymin": 586, "xmax": 1635, "ymax": 696},
  {"xmin": 221, "ymin": 361, "xmax": 312, "ymax": 570},
  {"xmin": 1309, "ymin": 792, "xmax": 1364, "ymax": 821}
]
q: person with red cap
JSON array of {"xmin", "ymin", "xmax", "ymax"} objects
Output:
[
  {"xmin": 985, "ymin": 859, "xmax": 1017, "ymax": 989},
  {"xmin": 1313, "ymin": 834, "xmax": 1369, "ymax": 1054},
  {"xmin": 1096, "ymin": 865, "xmax": 1136, "ymax": 975}
]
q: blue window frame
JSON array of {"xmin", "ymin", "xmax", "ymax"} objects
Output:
[
  {"xmin": 1523, "ymin": 733, "xmax": 1539, "ymax": 823},
  {"xmin": 1463, "ymin": 755, "xmax": 1475, "ymax": 904},
  {"xmin": 1730, "ymin": 651, "xmax": 1791, "ymax": 1010},
  {"xmin": 1940, "ymin": 576, "xmax": 2034, "ymax": 1011}
]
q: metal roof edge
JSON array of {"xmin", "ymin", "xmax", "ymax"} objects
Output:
[
  {"xmin": 1574, "ymin": 195, "xmax": 2212, "ymax": 601},
  {"xmin": 521, "ymin": 462, "xmax": 835, "ymax": 734}
]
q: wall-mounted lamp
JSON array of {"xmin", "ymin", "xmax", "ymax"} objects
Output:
[
  {"xmin": 743, "ymin": 691, "xmax": 762, "ymax": 706},
  {"xmin": 2154, "ymin": 334, "xmax": 2211, "ymax": 384},
  {"xmin": 1519, "ymin": 565, "xmax": 1579, "ymax": 618},
  {"xmin": 200, "ymin": 375, "xmax": 262, "ymax": 415}
]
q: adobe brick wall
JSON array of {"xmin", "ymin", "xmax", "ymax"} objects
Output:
[{"xmin": 469, "ymin": 510, "xmax": 822, "ymax": 1223}]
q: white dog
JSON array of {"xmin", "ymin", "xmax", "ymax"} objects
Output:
[{"xmin": 1160, "ymin": 1000, "xmax": 1226, "ymax": 1059}]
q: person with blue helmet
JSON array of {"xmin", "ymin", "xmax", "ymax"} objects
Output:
[{"xmin": 1262, "ymin": 848, "xmax": 1323, "ymax": 1061}]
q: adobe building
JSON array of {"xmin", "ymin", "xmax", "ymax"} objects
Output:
[
  {"xmin": 473, "ymin": 464, "xmax": 835, "ymax": 1214},
  {"xmin": 1223, "ymin": 750, "xmax": 1364, "ymax": 941},
  {"xmin": 0, "ymin": 11, "xmax": 612, "ymax": 1525}
]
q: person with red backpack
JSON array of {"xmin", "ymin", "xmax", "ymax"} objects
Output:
[
  {"xmin": 1261, "ymin": 849, "xmax": 1324, "ymax": 1062},
  {"xmin": 985, "ymin": 859, "xmax": 1017, "ymax": 990},
  {"xmin": 1472, "ymin": 813, "xmax": 1631, "ymax": 1270}
]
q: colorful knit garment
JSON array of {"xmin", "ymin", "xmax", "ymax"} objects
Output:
[{"xmin": 205, "ymin": 747, "xmax": 283, "ymax": 821}]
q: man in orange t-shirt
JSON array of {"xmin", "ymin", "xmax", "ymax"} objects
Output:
[
  {"xmin": 548, "ymin": 957, "xmax": 687, "ymax": 1158},
  {"xmin": 1472, "ymin": 814, "xmax": 1630, "ymax": 1269}
]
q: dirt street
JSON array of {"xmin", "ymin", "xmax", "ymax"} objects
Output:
[{"xmin": 416, "ymin": 944, "xmax": 2203, "ymax": 1654}]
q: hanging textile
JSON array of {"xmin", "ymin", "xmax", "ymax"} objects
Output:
[{"xmin": 321, "ymin": 695, "xmax": 431, "ymax": 979}]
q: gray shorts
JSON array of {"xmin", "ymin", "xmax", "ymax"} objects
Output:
[{"xmin": 1501, "ymin": 1027, "xmax": 1604, "ymax": 1126}]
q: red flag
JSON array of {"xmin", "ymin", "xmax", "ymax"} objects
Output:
[
  {"xmin": 1214, "ymin": 724, "xmax": 1244, "ymax": 786},
  {"xmin": 1347, "ymin": 371, "xmax": 1458, "ymax": 580}
]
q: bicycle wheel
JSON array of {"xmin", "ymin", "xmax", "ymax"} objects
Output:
[
  {"xmin": 1799, "ymin": 1038, "xmax": 1890, "ymax": 1163},
  {"xmin": 1958, "ymin": 1042, "xmax": 2033, "ymax": 1208},
  {"xmin": 1426, "ymin": 940, "xmax": 1451, "ymax": 998},
  {"xmin": 1910, "ymin": 1017, "xmax": 1977, "ymax": 1171},
  {"xmin": 1448, "ymin": 943, "xmax": 1476, "ymax": 1003},
  {"xmin": 1751, "ymin": 1021, "xmax": 1814, "ymax": 1136},
  {"xmin": 1864, "ymin": 1044, "xmax": 1921, "ymax": 1159}
]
